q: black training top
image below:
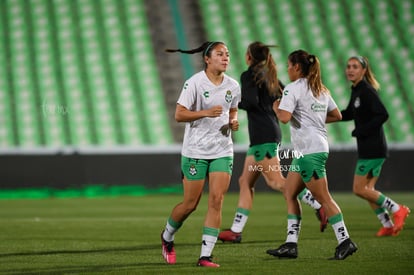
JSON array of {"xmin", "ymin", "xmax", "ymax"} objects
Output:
[
  {"xmin": 341, "ymin": 79, "xmax": 389, "ymax": 158},
  {"xmin": 238, "ymin": 67, "xmax": 282, "ymax": 146}
]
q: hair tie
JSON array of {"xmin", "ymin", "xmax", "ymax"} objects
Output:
[{"xmin": 308, "ymin": 55, "xmax": 315, "ymax": 64}]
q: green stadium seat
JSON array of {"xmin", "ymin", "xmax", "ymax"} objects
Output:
[
  {"xmin": 123, "ymin": 0, "xmax": 173, "ymax": 144},
  {"xmin": 1, "ymin": 0, "xmax": 175, "ymax": 146},
  {"xmin": 31, "ymin": 0, "xmax": 67, "ymax": 146},
  {"xmin": 0, "ymin": 8, "xmax": 14, "ymax": 147},
  {"xmin": 199, "ymin": 0, "xmax": 413, "ymax": 144},
  {"xmin": 54, "ymin": 0, "xmax": 95, "ymax": 145},
  {"xmin": 370, "ymin": 0, "xmax": 405, "ymax": 49},
  {"xmin": 76, "ymin": 0, "xmax": 120, "ymax": 145},
  {"xmin": 394, "ymin": 0, "xmax": 414, "ymax": 54},
  {"xmin": 296, "ymin": 0, "xmax": 351, "ymax": 143},
  {"xmin": 7, "ymin": 0, "xmax": 42, "ymax": 146},
  {"xmin": 222, "ymin": 0, "xmax": 256, "ymax": 144},
  {"xmin": 99, "ymin": 0, "xmax": 148, "ymax": 145},
  {"xmin": 249, "ymin": 2, "xmax": 278, "ymax": 45},
  {"xmin": 199, "ymin": 0, "xmax": 250, "ymax": 144},
  {"xmin": 0, "ymin": 0, "xmax": 412, "ymax": 147}
]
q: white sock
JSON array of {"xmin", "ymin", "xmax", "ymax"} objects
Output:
[
  {"xmin": 299, "ymin": 189, "xmax": 321, "ymax": 210},
  {"xmin": 200, "ymin": 234, "xmax": 218, "ymax": 258},
  {"xmin": 380, "ymin": 196, "xmax": 400, "ymax": 214},
  {"xmin": 285, "ymin": 215, "xmax": 301, "ymax": 243},
  {"xmin": 163, "ymin": 217, "xmax": 182, "ymax": 242},
  {"xmin": 376, "ymin": 209, "xmax": 393, "ymax": 227},
  {"xmin": 330, "ymin": 214, "xmax": 350, "ymax": 244},
  {"xmin": 230, "ymin": 208, "xmax": 250, "ymax": 233}
]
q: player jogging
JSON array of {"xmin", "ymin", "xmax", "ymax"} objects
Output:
[
  {"xmin": 266, "ymin": 50, "xmax": 357, "ymax": 260},
  {"xmin": 218, "ymin": 42, "xmax": 328, "ymax": 244},
  {"xmin": 341, "ymin": 56, "xmax": 410, "ymax": 237},
  {"xmin": 161, "ymin": 41, "xmax": 241, "ymax": 268}
]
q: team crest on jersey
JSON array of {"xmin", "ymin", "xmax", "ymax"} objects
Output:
[
  {"xmin": 189, "ymin": 164, "xmax": 197, "ymax": 176},
  {"xmin": 203, "ymin": 91, "xmax": 210, "ymax": 98},
  {"xmin": 225, "ymin": 90, "xmax": 232, "ymax": 103},
  {"xmin": 284, "ymin": 90, "xmax": 289, "ymax": 96},
  {"xmin": 354, "ymin": 97, "xmax": 360, "ymax": 108}
]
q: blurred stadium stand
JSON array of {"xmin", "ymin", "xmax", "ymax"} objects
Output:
[
  {"xmin": 0, "ymin": 0, "xmax": 173, "ymax": 147},
  {"xmin": 0, "ymin": 0, "xmax": 412, "ymax": 148},
  {"xmin": 199, "ymin": 0, "xmax": 414, "ymax": 145},
  {"xmin": 0, "ymin": 0, "xmax": 413, "ymax": 193}
]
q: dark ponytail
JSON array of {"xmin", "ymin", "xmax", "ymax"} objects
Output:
[
  {"xmin": 288, "ymin": 50, "xmax": 328, "ymax": 97},
  {"xmin": 165, "ymin": 41, "xmax": 224, "ymax": 57}
]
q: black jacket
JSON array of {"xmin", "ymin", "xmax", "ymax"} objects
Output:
[
  {"xmin": 341, "ymin": 79, "xmax": 389, "ymax": 158},
  {"xmin": 238, "ymin": 68, "xmax": 283, "ymax": 146}
]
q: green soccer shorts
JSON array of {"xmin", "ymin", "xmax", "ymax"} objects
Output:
[
  {"xmin": 290, "ymin": 152, "xmax": 328, "ymax": 183},
  {"xmin": 181, "ymin": 156, "xmax": 234, "ymax": 180}
]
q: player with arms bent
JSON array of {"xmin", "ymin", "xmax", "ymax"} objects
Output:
[
  {"xmin": 267, "ymin": 50, "xmax": 357, "ymax": 260},
  {"xmin": 219, "ymin": 42, "xmax": 327, "ymax": 244},
  {"xmin": 341, "ymin": 56, "xmax": 410, "ymax": 237},
  {"xmin": 161, "ymin": 41, "xmax": 241, "ymax": 268}
]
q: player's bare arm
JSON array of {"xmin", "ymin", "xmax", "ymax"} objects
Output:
[{"xmin": 175, "ymin": 104, "xmax": 223, "ymax": 122}]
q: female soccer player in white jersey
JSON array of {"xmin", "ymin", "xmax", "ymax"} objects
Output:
[
  {"xmin": 161, "ymin": 41, "xmax": 241, "ymax": 268},
  {"xmin": 218, "ymin": 42, "xmax": 328, "ymax": 245},
  {"xmin": 266, "ymin": 50, "xmax": 357, "ymax": 260}
]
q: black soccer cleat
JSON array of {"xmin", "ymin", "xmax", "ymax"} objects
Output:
[
  {"xmin": 266, "ymin": 242, "xmax": 298, "ymax": 259},
  {"xmin": 329, "ymin": 238, "xmax": 358, "ymax": 260}
]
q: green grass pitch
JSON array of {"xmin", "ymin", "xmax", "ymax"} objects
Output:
[{"xmin": 0, "ymin": 192, "xmax": 413, "ymax": 274}]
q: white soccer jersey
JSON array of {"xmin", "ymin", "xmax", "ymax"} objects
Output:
[
  {"xmin": 278, "ymin": 78, "xmax": 337, "ymax": 155},
  {"xmin": 177, "ymin": 70, "xmax": 241, "ymax": 159}
]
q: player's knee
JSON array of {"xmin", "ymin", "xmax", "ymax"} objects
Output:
[
  {"xmin": 266, "ymin": 180, "xmax": 284, "ymax": 192},
  {"xmin": 238, "ymin": 176, "xmax": 254, "ymax": 189},
  {"xmin": 209, "ymin": 194, "xmax": 224, "ymax": 211},
  {"xmin": 352, "ymin": 185, "xmax": 365, "ymax": 197}
]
